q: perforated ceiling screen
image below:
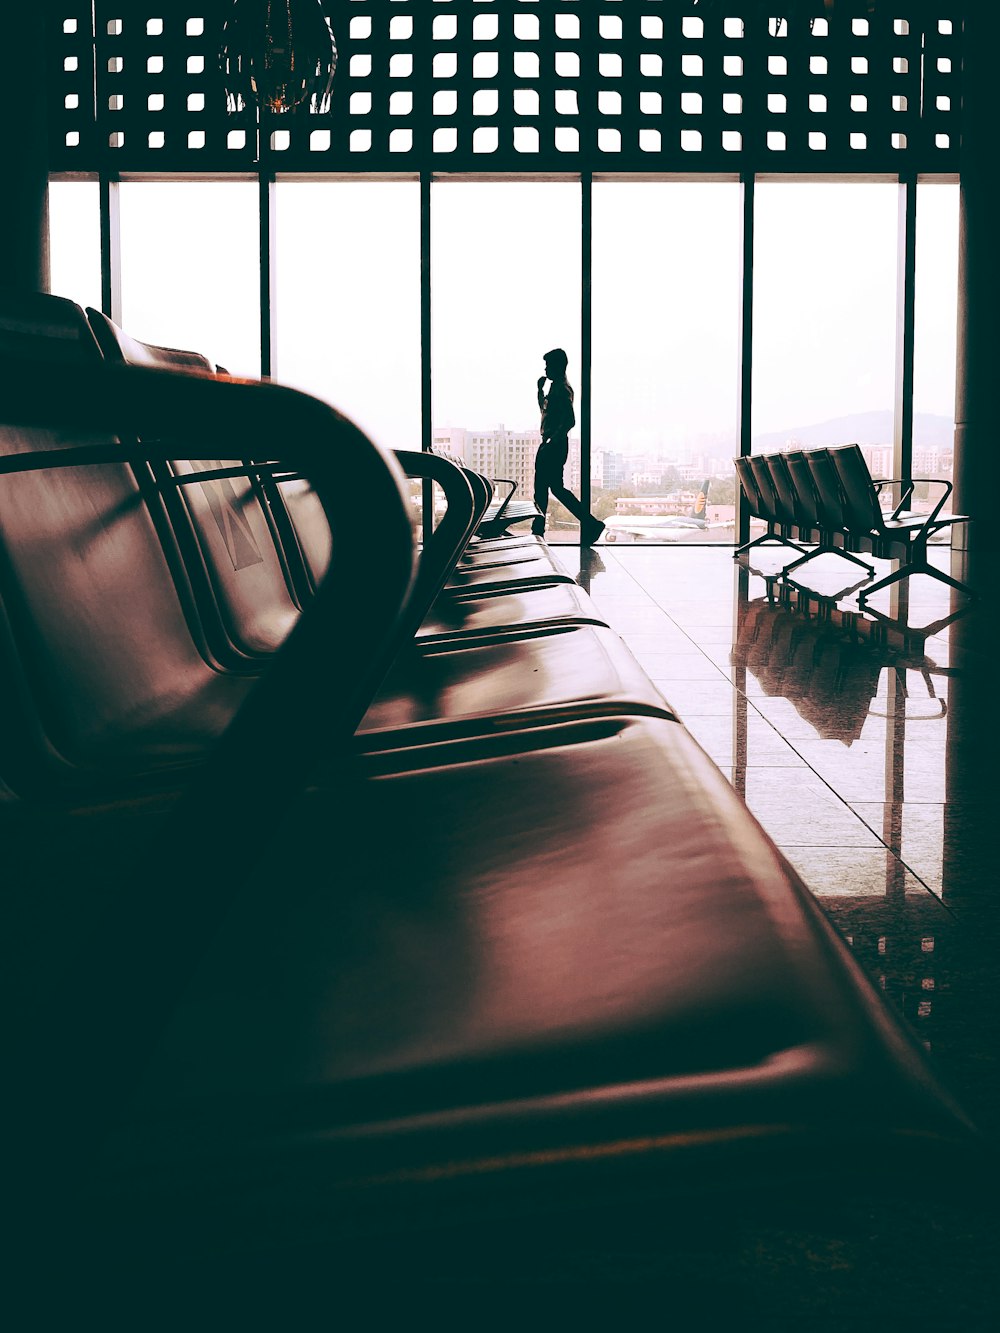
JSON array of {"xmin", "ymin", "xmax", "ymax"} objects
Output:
[{"xmin": 48, "ymin": 3, "xmax": 962, "ymax": 174}]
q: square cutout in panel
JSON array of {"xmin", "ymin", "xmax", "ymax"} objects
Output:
[
  {"xmin": 473, "ymin": 126, "xmax": 499, "ymax": 153},
  {"xmin": 473, "ymin": 88, "xmax": 499, "ymax": 116},
  {"xmin": 473, "ymin": 13, "xmax": 499, "ymax": 42},
  {"xmin": 515, "ymin": 14, "xmax": 540, "ymax": 42},
  {"xmin": 639, "ymin": 129, "xmax": 661, "ymax": 152},
  {"xmin": 680, "ymin": 129, "xmax": 702, "ymax": 151}
]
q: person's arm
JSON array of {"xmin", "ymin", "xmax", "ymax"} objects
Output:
[{"xmin": 544, "ymin": 380, "xmax": 574, "ymax": 440}]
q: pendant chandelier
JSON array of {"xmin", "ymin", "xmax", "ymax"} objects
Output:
[{"xmin": 220, "ymin": 0, "xmax": 337, "ymax": 116}]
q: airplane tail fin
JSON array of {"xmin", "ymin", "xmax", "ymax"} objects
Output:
[{"xmin": 691, "ymin": 479, "xmax": 710, "ymax": 522}]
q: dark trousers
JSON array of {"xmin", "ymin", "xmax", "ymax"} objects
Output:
[{"xmin": 532, "ymin": 438, "xmax": 588, "ymax": 532}]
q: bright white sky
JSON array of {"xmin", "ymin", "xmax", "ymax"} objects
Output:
[{"xmin": 48, "ymin": 178, "xmax": 959, "ymax": 456}]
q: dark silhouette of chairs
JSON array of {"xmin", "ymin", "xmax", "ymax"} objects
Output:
[
  {"xmin": 3, "ymin": 292, "xmax": 979, "ymax": 1273},
  {"xmin": 734, "ymin": 443, "xmax": 970, "ymax": 609},
  {"xmin": 827, "ymin": 444, "xmax": 972, "ymax": 607}
]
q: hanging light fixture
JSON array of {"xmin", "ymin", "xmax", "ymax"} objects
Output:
[{"xmin": 220, "ymin": 0, "xmax": 337, "ymax": 115}]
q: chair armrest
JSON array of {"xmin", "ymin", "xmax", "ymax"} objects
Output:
[
  {"xmin": 488, "ymin": 476, "xmax": 518, "ymax": 522},
  {"xmin": 392, "ymin": 449, "xmax": 478, "ymax": 637},
  {"xmin": 1, "ymin": 359, "xmax": 418, "ymax": 1176}
]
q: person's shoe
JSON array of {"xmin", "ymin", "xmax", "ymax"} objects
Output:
[
  {"xmin": 582, "ymin": 518, "xmax": 605, "ymax": 545},
  {"xmin": 531, "ymin": 521, "xmax": 546, "ymax": 537}
]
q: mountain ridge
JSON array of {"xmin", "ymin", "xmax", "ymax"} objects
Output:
[{"xmin": 752, "ymin": 409, "xmax": 953, "ymax": 452}]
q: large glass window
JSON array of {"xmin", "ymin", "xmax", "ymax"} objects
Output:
[
  {"xmin": 275, "ymin": 181, "xmax": 421, "ymax": 453},
  {"xmin": 752, "ymin": 183, "xmax": 898, "ymax": 460},
  {"xmin": 432, "ymin": 181, "xmax": 581, "ymax": 541},
  {"xmin": 913, "ymin": 183, "xmax": 960, "ymax": 518},
  {"xmin": 47, "ymin": 181, "xmax": 102, "ymax": 313},
  {"xmin": 118, "ymin": 182, "xmax": 261, "ymax": 377},
  {"xmin": 592, "ymin": 182, "xmax": 741, "ymax": 544}
]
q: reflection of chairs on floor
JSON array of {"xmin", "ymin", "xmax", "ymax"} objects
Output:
[{"xmin": 733, "ymin": 597, "xmax": 949, "ymax": 745}]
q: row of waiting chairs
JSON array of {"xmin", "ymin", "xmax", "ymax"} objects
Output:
[
  {"xmin": 735, "ymin": 446, "xmax": 971, "ymax": 607},
  {"xmin": 1, "ymin": 292, "xmax": 977, "ymax": 1282}
]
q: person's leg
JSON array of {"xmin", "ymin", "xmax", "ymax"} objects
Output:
[
  {"xmin": 532, "ymin": 445, "xmax": 556, "ymax": 534},
  {"xmin": 546, "ymin": 440, "xmax": 605, "ymax": 542}
]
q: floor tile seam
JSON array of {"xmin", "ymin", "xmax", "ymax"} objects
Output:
[
  {"xmin": 606, "ymin": 552, "xmax": 962, "ymax": 919},
  {"xmin": 736, "ymin": 682, "xmax": 958, "ymax": 915},
  {"xmin": 606, "ymin": 550, "xmax": 738, "ymax": 681}
]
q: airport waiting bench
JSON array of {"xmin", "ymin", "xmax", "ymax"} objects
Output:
[
  {"xmin": 735, "ymin": 445, "xmax": 973, "ymax": 608},
  {"xmin": 1, "ymin": 293, "xmax": 979, "ymax": 1279}
]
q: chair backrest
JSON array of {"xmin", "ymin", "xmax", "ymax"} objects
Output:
[
  {"xmin": 828, "ymin": 444, "xmax": 884, "ymax": 536},
  {"xmin": 804, "ymin": 448, "xmax": 850, "ymax": 533},
  {"xmin": 764, "ymin": 453, "xmax": 802, "ymax": 530},
  {"xmin": 0, "ymin": 293, "xmax": 247, "ymax": 792},
  {"xmin": 784, "ymin": 451, "xmax": 822, "ymax": 529},
  {"xmin": 747, "ymin": 455, "xmax": 782, "ymax": 526},
  {"xmin": 87, "ymin": 308, "xmax": 303, "ymax": 663},
  {"xmin": 733, "ymin": 456, "xmax": 765, "ymax": 521}
]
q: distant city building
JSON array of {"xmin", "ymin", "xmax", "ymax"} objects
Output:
[
  {"xmin": 432, "ymin": 425, "xmax": 580, "ymax": 503},
  {"xmin": 593, "ymin": 449, "xmax": 626, "ymax": 490}
]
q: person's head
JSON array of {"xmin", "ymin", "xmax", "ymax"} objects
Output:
[{"xmin": 544, "ymin": 347, "xmax": 568, "ymax": 380}]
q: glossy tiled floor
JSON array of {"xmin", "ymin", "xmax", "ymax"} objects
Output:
[
  {"xmin": 528, "ymin": 539, "xmax": 1000, "ymax": 1322},
  {"xmin": 557, "ymin": 541, "xmax": 998, "ymax": 1134}
]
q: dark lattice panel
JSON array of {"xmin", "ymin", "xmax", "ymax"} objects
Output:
[{"xmin": 47, "ymin": 3, "xmax": 963, "ymax": 174}]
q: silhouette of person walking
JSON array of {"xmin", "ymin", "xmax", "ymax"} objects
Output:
[{"xmin": 531, "ymin": 348, "xmax": 605, "ymax": 544}]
